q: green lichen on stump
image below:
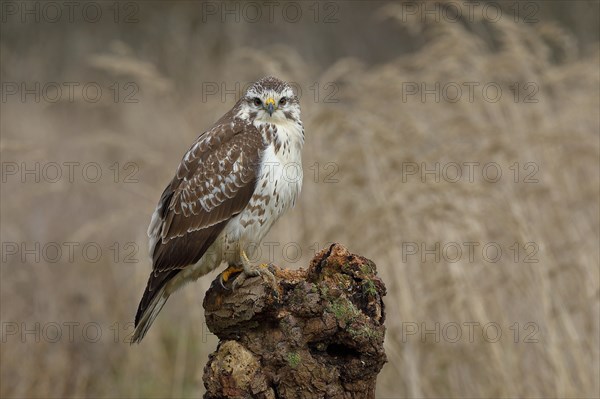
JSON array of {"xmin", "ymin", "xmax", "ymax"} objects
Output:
[{"xmin": 202, "ymin": 243, "xmax": 387, "ymax": 399}]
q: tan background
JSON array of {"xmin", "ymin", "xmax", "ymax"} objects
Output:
[{"xmin": 1, "ymin": 1, "xmax": 599, "ymax": 397}]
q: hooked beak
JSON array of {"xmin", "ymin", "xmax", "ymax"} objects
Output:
[{"xmin": 265, "ymin": 98, "xmax": 276, "ymax": 116}]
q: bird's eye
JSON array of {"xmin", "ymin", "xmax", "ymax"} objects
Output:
[
  {"xmin": 253, "ymin": 98, "xmax": 262, "ymax": 106},
  {"xmin": 279, "ymin": 97, "xmax": 287, "ymax": 106}
]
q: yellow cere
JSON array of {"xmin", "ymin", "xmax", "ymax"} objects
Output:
[{"xmin": 265, "ymin": 98, "xmax": 276, "ymax": 106}]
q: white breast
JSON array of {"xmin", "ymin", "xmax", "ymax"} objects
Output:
[
  {"xmin": 258, "ymin": 141, "xmax": 303, "ymax": 213},
  {"xmin": 218, "ymin": 118, "xmax": 303, "ymax": 262},
  {"xmin": 251, "ymin": 118, "xmax": 303, "ymax": 230}
]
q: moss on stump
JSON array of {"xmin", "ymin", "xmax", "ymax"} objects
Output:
[{"xmin": 203, "ymin": 243, "xmax": 387, "ymax": 399}]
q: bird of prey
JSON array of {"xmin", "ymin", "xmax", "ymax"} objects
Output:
[{"xmin": 132, "ymin": 77, "xmax": 304, "ymax": 343}]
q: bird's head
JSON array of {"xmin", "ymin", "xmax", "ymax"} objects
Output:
[{"xmin": 240, "ymin": 76, "xmax": 300, "ymax": 125}]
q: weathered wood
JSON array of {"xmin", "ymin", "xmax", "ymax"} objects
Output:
[{"xmin": 203, "ymin": 243, "xmax": 387, "ymax": 399}]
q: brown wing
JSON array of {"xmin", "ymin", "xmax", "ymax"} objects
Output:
[{"xmin": 135, "ymin": 117, "xmax": 264, "ymax": 326}]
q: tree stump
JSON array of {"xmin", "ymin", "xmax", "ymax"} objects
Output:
[{"xmin": 202, "ymin": 243, "xmax": 387, "ymax": 399}]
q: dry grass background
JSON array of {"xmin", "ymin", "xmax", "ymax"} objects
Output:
[{"xmin": 1, "ymin": 1, "xmax": 599, "ymax": 398}]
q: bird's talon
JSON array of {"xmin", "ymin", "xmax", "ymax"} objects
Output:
[
  {"xmin": 219, "ymin": 277, "xmax": 231, "ymax": 290},
  {"xmin": 229, "ymin": 264, "xmax": 277, "ymax": 290},
  {"xmin": 220, "ymin": 265, "xmax": 244, "ymax": 289},
  {"xmin": 231, "ymin": 272, "xmax": 248, "ymax": 290},
  {"xmin": 228, "ymin": 249, "xmax": 277, "ymax": 289}
]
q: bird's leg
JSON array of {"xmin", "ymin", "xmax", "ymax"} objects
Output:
[{"xmin": 231, "ymin": 248, "xmax": 276, "ymax": 290}]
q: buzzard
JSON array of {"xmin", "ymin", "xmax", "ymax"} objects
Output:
[{"xmin": 132, "ymin": 77, "xmax": 304, "ymax": 343}]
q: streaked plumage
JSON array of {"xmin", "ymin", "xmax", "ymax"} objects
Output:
[{"xmin": 132, "ymin": 77, "xmax": 304, "ymax": 343}]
